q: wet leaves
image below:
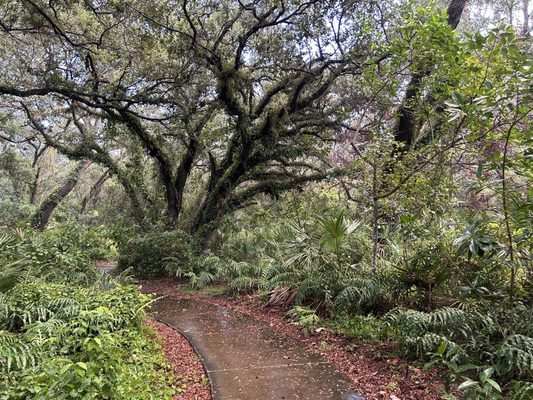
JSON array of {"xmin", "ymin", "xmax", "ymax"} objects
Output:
[{"xmin": 148, "ymin": 320, "xmax": 211, "ymax": 400}]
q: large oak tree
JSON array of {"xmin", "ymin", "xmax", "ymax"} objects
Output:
[{"xmin": 0, "ymin": 0, "xmax": 386, "ymax": 241}]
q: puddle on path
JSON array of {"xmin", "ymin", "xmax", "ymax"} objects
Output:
[{"xmin": 152, "ymin": 296, "xmax": 362, "ymax": 400}]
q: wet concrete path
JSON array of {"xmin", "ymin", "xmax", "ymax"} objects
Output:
[{"xmin": 151, "ymin": 296, "xmax": 358, "ymax": 400}]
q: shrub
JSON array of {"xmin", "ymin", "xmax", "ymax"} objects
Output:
[
  {"xmin": 44, "ymin": 222, "xmax": 119, "ymax": 260},
  {"xmin": 167, "ymin": 252, "xmax": 262, "ymax": 291},
  {"xmin": 168, "ymin": 253, "xmax": 223, "ymax": 289},
  {"xmin": 286, "ymin": 306, "xmax": 322, "ymax": 335},
  {"xmin": 0, "ymin": 229, "xmax": 99, "ymax": 291},
  {"xmin": 335, "ymin": 315, "xmax": 390, "ymax": 343},
  {"xmin": 117, "ymin": 230, "xmax": 195, "ymax": 279},
  {"xmin": 334, "ymin": 274, "xmax": 393, "ymax": 315},
  {"xmin": 0, "ymin": 279, "xmax": 174, "ymax": 399},
  {"xmin": 385, "ymin": 305, "xmax": 533, "ymax": 398}
]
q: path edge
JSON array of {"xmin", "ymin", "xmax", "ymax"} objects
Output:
[{"xmin": 152, "ymin": 302, "xmax": 216, "ymax": 400}]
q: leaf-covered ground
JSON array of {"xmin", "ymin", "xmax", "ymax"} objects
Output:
[
  {"xmin": 148, "ymin": 320, "xmax": 211, "ymax": 400},
  {"xmin": 141, "ymin": 278, "xmax": 446, "ymax": 400}
]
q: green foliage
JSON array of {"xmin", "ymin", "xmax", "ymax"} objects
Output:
[
  {"xmin": 0, "ymin": 223, "xmax": 176, "ymax": 399},
  {"xmin": 229, "ymin": 210, "xmax": 370, "ymax": 311},
  {"xmin": 387, "ymin": 304, "xmax": 533, "ymax": 398},
  {"xmin": 171, "ymin": 254, "xmax": 222, "ymax": 290},
  {"xmin": 385, "ymin": 307, "xmax": 485, "ymax": 358},
  {"xmin": 117, "ymin": 230, "xmax": 195, "ymax": 279},
  {"xmin": 286, "ymin": 306, "xmax": 322, "ymax": 336},
  {"xmin": 169, "ymin": 252, "xmax": 268, "ymax": 292},
  {"xmin": 0, "ymin": 148, "xmax": 35, "ymax": 227},
  {"xmin": 0, "ymin": 227, "xmax": 103, "ymax": 291},
  {"xmin": 44, "ymin": 222, "xmax": 119, "ymax": 260},
  {"xmin": 427, "ymin": 343, "xmax": 502, "ymax": 400},
  {"xmin": 0, "ymin": 279, "xmax": 174, "ymax": 399},
  {"xmin": 497, "ymin": 335, "xmax": 533, "ymax": 378},
  {"xmin": 454, "ymin": 220, "xmax": 499, "ymax": 259},
  {"xmin": 209, "ymin": 256, "xmax": 268, "ymax": 293},
  {"xmin": 334, "ymin": 275, "xmax": 392, "ymax": 315},
  {"xmin": 508, "ymin": 382, "xmax": 533, "ymax": 400},
  {"xmin": 335, "ymin": 315, "xmax": 389, "ymax": 343}
]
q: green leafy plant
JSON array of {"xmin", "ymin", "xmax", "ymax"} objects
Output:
[
  {"xmin": 335, "ymin": 315, "xmax": 389, "ymax": 343},
  {"xmin": 0, "ymin": 279, "xmax": 174, "ymax": 400},
  {"xmin": 0, "ymin": 228, "xmax": 101, "ymax": 291},
  {"xmin": 117, "ymin": 230, "xmax": 195, "ymax": 279},
  {"xmin": 286, "ymin": 306, "xmax": 322, "ymax": 335}
]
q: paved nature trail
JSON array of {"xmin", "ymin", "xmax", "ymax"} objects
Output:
[{"xmin": 152, "ymin": 296, "xmax": 361, "ymax": 400}]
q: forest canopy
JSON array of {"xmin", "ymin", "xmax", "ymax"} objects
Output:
[{"xmin": 0, "ymin": 0, "xmax": 531, "ymax": 239}]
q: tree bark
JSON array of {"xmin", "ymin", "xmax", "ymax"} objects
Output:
[
  {"xmin": 522, "ymin": 0, "xmax": 530, "ymax": 37},
  {"xmin": 119, "ymin": 111, "xmax": 178, "ymax": 229},
  {"xmin": 28, "ymin": 144, "xmax": 48, "ymax": 205},
  {"xmin": 371, "ymin": 162, "xmax": 379, "ymax": 273},
  {"xmin": 29, "ymin": 166, "xmax": 41, "ymax": 205},
  {"xmin": 31, "ymin": 160, "xmax": 91, "ymax": 231},
  {"xmin": 174, "ymin": 138, "xmax": 197, "ymax": 221},
  {"xmin": 502, "ymin": 124, "xmax": 516, "ymax": 304},
  {"xmin": 446, "ymin": 0, "xmax": 468, "ymax": 29}
]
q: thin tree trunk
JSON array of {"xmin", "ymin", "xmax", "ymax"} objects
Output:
[
  {"xmin": 371, "ymin": 162, "xmax": 379, "ymax": 273},
  {"xmin": 31, "ymin": 160, "xmax": 91, "ymax": 231},
  {"xmin": 174, "ymin": 138, "xmax": 197, "ymax": 221},
  {"xmin": 502, "ymin": 126, "xmax": 516, "ymax": 304},
  {"xmin": 522, "ymin": 0, "xmax": 530, "ymax": 37},
  {"xmin": 164, "ymin": 181, "xmax": 179, "ymax": 230},
  {"xmin": 29, "ymin": 166, "xmax": 41, "ymax": 205},
  {"xmin": 29, "ymin": 144, "xmax": 48, "ymax": 205},
  {"xmin": 446, "ymin": 0, "xmax": 468, "ymax": 29}
]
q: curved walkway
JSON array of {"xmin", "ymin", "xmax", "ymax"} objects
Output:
[{"xmin": 152, "ymin": 296, "xmax": 362, "ymax": 400}]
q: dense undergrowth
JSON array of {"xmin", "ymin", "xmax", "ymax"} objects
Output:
[
  {"xmin": 0, "ymin": 227, "xmax": 175, "ymax": 400},
  {"xmin": 117, "ymin": 190, "xmax": 532, "ymax": 400}
]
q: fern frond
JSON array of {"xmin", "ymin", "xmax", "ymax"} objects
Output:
[
  {"xmin": 229, "ymin": 276, "xmax": 260, "ymax": 292},
  {"xmin": 267, "ymin": 271, "xmax": 301, "ymax": 289},
  {"xmin": 25, "ymin": 318, "xmax": 66, "ymax": 342},
  {"xmin": 188, "ymin": 271, "xmax": 216, "ymax": 289},
  {"xmin": 406, "ymin": 332, "xmax": 461, "ymax": 358},
  {"xmin": 334, "ymin": 276, "xmax": 387, "ymax": 313},
  {"xmin": 508, "ymin": 381, "xmax": 533, "ymax": 400},
  {"xmin": 0, "ymin": 330, "xmax": 41, "ymax": 371},
  {"xmin": 21, "ymin": 305, "xmax": 54, "ymax": 325},
  {"xmin": 498, "ymin": 335, "xmax": 533, "ymax": 378}
]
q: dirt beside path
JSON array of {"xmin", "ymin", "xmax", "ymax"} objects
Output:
[{"xmin": 148, "ymin": 321, "xmax": 211, "ymax": 400}]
